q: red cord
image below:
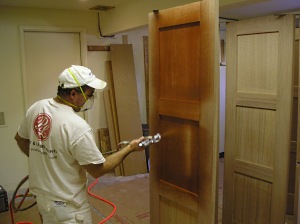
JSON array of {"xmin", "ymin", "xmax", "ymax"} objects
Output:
[
  {"xmin": 10, "ymin": 178, "xmax": 115, "ymax": 224},
  {"xmin": 87, "ymin": 178, "xmax": 117, "ymax": 224},
  {"xmin": 10, "ymin": 196, "xmax": 16, "ymax": 224},
  {"xmin": 10, "ymin": 195, "xmax": 33, "ymax": 224}
]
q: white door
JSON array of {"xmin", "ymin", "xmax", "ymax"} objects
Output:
[{"xmin": 20, "ymin": 27, "xmax": 86, "ymax": 109}]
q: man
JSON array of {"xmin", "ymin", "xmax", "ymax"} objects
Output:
[{"xmin": 15, "ymin": 65, "xmax": 145, "ymax": 223}]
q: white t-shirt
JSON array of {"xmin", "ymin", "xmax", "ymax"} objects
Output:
[{"xmin": 18, "ymin": 98, "xmax": 105, "ymax": 206}]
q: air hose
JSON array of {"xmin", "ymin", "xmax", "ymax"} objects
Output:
[
  {"xmin": 87, "ymin": 178, "xmax": 117, "ymax": 224},
  {"xmin": 10, "ymin": 176, "xmax": 117, "ymax": 224},
  {"xmin": 11, "ymin": 175, "xmax": 36, "ymax": 212},
  {"xmin": 10, "ymin": 175, "xmax": 35, "ymax": 224}
]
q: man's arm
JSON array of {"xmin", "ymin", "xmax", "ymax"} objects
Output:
[
  {"xmin": 82, "ymin": 137, "xmax": 144, "ymax": 178},
  {"xmin": 15, "ymin": 133, "xmax": 30, "ymax": 156}
]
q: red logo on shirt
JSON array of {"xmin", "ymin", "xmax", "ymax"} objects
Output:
[{"xmin": 33, "ymin": 113, "xmax": 52, "ymax": 141}]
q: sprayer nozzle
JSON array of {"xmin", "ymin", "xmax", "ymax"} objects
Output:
[{"xmin": 138, "ymin": 133, "xmax": 161, "ymax": 147}]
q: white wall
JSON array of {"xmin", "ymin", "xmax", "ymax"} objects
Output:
[
  {"xmin": 121, "ymin": 26, "xmax": 149, "ymax": 124},
  {"xmin": 219, "ymin": 29, "xmax": 227, "ymax": 154},
  {"xmin": 0, "ymin": 6, "xmax": 148, "ymax": 192},
  {"xmin": 219, "ymin": 66, "xmax": 226, "ymax": 153}
]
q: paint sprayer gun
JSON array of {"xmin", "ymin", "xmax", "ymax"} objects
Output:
[
  {"xmin": 138, "ymin": 133, "xmax": 161, "ymax": 147},
  {"xmin": 118, "ymin": 133, "xmax": 161, "ymax": 148}
]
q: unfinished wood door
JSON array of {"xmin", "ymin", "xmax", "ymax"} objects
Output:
[
  {"xmin": 223, "ymin": 15, "xmax": 295, "ymax": 224},
  {"xmin": 149, "ymin": 0, "xmax": 219, "ymax": 223}
]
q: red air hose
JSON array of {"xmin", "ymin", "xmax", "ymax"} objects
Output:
[
  {"xmin": 10, "ymin": 194, "xmax": 34, "ymax": 224},
  {"xmin": 87, "ymin": 178, "xmax": 117, "ymax": 224},
  {"xmin": 11, "ymin": 177, "xmax": 117, "ymax": 224}
]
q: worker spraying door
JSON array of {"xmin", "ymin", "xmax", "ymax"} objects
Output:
[
  {"xmin": 12, "ymin": 133, "xmax": 161, "ymax": 224},
  {"xmin": 14, "ymin": 65, "xmax": 161, "ymax": 224}
]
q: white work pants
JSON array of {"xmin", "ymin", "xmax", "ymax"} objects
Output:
[{"xmin": 36, "ymin": 196, "xmax": 92, "ymax": 224}]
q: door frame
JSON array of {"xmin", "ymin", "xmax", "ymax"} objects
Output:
[{"xmin": 19, "ymin": 26, "xmax": 87, "ymax": 111}]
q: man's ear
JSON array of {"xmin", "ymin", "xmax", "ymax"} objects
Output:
[{"xmin": 70, "ymin": 89, "xmax": 77, "ymax": 98}]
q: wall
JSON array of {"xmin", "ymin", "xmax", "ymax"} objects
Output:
[
  {"xmin": 219, "ymin": 66, "xmax": 226, "ymax": 153},
  {"xmin": 0, "ymin": 6, "xmax": 148, "ymax": 192},
  {"xmin": 120, "ymin": 26, "xmax": 149, "ymax": 124},
  {"xmin": 219, "ymin": 29, "xmax": 227, "ymax": 153},
  {"xmin": 87, "ymin": 26, "xmax": 148, "ymax": 135}
]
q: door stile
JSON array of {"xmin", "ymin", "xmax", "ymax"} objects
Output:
[
  {"xmin": 271, "ymin": 16, "xmax": 295, "ymax": 224},
  {"xmin": 149, "ymin": 10, "xmax": 160, "ymax": 224},
  {"xmin": 197, "ymin": 0, "xmax": 220, "ymax": 223}
]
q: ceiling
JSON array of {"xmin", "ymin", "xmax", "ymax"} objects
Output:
[
  {"xmin": 0, "ymin": 0, "xmax": 299, "ymax": 21},
  {"xmin": 0, "ymin": 0, "xmax": 129, "ymax": 11},
  {"xmin": 220, "ymin": 0, "xmax": 300, "ymax": 20}
]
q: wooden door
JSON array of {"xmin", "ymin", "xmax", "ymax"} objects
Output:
[
  {"xmin": 223, "ymin": 15, "xmax": 295, "ymax": 224},
  {"xmin": 149, "ymin": 0, "xmax": 219, "ymax": 223}
]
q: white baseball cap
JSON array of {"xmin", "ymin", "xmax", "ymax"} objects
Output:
[{"xmin": 58, "ymin": 65, "xmax": 107, "ymax": 90}]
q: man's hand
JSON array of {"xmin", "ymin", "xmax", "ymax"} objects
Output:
[
  {"xmin": 129, "ymin": 136, "xmax": 146, "ymax": 151},
  {"xmin": 83, "ymin": 136, "xmax": 146, "ymax": 178}
]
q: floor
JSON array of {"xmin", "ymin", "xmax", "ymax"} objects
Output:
[{"xmin": 0, "ymin": 158, "xmax": 295, "ymax": 223}]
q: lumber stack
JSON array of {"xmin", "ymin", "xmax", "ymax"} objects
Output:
[{"xmin": 104, "ymin": 44, "xmax": 147, "ymax": 176}]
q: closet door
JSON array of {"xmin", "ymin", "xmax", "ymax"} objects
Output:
[
  {"xmin": 149, "ymin": 0, "xmax": 219, "ymax": 223},
  {"xmin": 20, "ymin": 27, "xmax": 85, "ymax": 109},
  {"xmin": 223, "ymin": 15, "xmax": 295, "ymax": 224}
]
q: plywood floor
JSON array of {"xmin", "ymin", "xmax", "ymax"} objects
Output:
[
  {"xmin": 0, "ymin": 159, "xmax": 294, "ymax": 223},
  {"xmin": 0, "ymin": 173, "xmax": 150, "ymax": 224}
]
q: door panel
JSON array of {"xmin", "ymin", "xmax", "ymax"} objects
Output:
[
  {"xmin": 223, "ymin": 15, "xmax": 295, "ymax": 224},
  {"xmin": 149, "ymin": 0, "xmax": 219, "ymax": 223}
]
